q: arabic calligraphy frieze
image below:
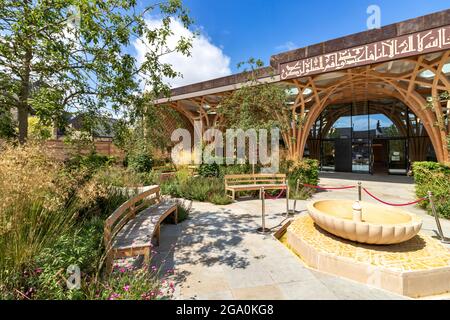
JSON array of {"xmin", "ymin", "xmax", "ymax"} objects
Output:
[{"xmin": 280, "ymin": 26, "xmax": 450, "ymax": 80}]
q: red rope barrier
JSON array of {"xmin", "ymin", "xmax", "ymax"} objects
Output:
[
  {"xmin": 264, "ymin": 189, "xmax": 285, "ymax": 200},
  {"xmin": 363, "ymin": 187, "xmax": 428, "ymax": 207},
  {"xmin": 303, "ymin": 184, "xmax": 356, "ymax": 190}
]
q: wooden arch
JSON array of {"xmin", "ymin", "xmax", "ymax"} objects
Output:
[{"xmin": 290, "ymin": 53, "xmax": 450, "ymax": 163}]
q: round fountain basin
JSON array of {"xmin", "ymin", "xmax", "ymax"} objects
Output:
[{"xmin": 307, "ymin": 200, "xmax": 422, "ymax": 245}]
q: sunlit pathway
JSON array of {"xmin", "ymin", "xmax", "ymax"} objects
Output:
[{"xmin": 155, "ymin": 174, "xmax": 450, "ymax": 300}]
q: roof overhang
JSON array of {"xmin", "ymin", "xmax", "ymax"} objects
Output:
[{"xmin": 156, "ymin": 8, "xmax": 450, "ymax": 104}]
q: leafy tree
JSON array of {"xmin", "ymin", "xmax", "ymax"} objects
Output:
[
  {"xmin": 114, "ymin": 101, "xmax": 185, "ymax": 166},
  {"xmin": 218, "ymin": 58, "xmax": 289, "ymax": 132},
  {"xmin": 217, "ymin": 58, "xmax": 293, "ymax": 163},
  {"xmin": 0, "ymin": 0, "xmax": 193, "ymax": 143}
]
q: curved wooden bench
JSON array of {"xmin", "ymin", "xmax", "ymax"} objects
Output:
[
  {"xmin": 224, "ymin": 174, "xmax": 288, "ymax": 200},
  {"xmin": 104, "ymin": 185, "xmax": 177, "ymax": 272}
]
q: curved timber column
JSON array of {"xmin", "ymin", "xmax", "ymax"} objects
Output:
[{"xmin": 294, "ymin": 54, "xmax": 450, "ymax": 164}]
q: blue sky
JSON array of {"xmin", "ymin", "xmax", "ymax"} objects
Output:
[
  {"xmin": 181, "ymin": 0, "xmax": 449, "ymax": 73},
  {"xmin": 134, "ymin": 0, "xmax": 449, "ymax": 88}
]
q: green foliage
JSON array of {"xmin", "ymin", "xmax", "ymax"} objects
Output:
[
  {"xmin": 128, "ymin": 152, "xmax": 153, "ymax": 173},
  {"xmin": 96, "ymin": 264, "xmax": 173, "ymax": 300},
  {"xmin": 281, "ymin": 159, "xmax": 319, "ymax": 200},
  {"xmin": 179, "ymin": 177, "xmax": 212, "ymax": 202},
  {"xmin": 95, "ymin": 166, "xmax": 157, "ymax": 188},
  {"xmin": 0, "ymin": 0, "xmax": 193, "ymax": 142},
  {"xmin": 209, "ymin": 193, "xmax": 233, "ymax": 205},
  {"xmin": 217, "ymin": 58, "xmax": 290, "ymax": 136},
  {"xmin": 176, "ymin": 203, "xmax": 191, "ymax": 223},
  {"xmin": 219, "ymin": 163, "xmax": 255, "ymax": 177},
  {"xmin": 0, "ymin": 199, "xmax": 79, "ymax": 297},
  {"xmin": 198, "ymin": 162, "xmax": 220, "ymax": 177},
  {"xmin": 0, "ymin": 142, "xmax": 169, "ymax": 299},
  {"xmin": 68, "ymin": 152, "xmax": 115, "ymax": 172},
  {"xmin": 28, "ymin": 116, "xmax": 52, "ymax": 140},
  {"xmin": 160, "ymin": 175, "xmax": 231, "ymax": 205},
  {"xmin": 0, "ymin": 108, "xmax": 16, "ymax": 139},
  {"xmin": 412, "ymin": 161, "xmax": 450, "ymax": 219},
  {"xmin": 218, "ymin": 81, "xmax": 288, "ymax": 131},
  {"xmin": 166, "ymin": 200, "xmax": 191, "ymax": 224},
  {"xmin": 27, "ymin": 217, "xmax": 105, "ymax": 300}
]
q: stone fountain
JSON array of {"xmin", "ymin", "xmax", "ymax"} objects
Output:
[
  {"xmin": 307, "ymin": 199, "xmax": 423, "ymax": 245},
  {"xmin": 282, "ymin": 199, "xmax": 450, "ymax": 298}
]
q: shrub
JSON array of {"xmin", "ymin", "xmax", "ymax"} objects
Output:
[
  {"xmin": 0, "ymin": 143, "xmax": 81, "ymax": 291},
  {"xmin": 0, "ymin": 142, "xmax": 171, "ymax": 300},
  {"xmin": 209, "ymin": 193, "xmax": 233, "ymax": 205},
  {"xmin": 198, "ymin": 162, "xmax": 220, "ymax": 177},
  {"xmin": 24, "ymin": 216, "xmax": 105, "ymax": 300},
  {"xmin": 94, "ymin": 166, "xmax": 157, "ymax": 188},
  {"xmin": 160, "ymin": 174, "xmax": 231, "ymax": 205},
  {"xmin": 165, "ymin": 200, "xmax": 192, "ymax": 224},
  {"xmin": 128, "ymin": 152, "xmax": 153, "ymax": 173},
  {"xmin": 97, "ymin": 264, "xmax": 174, "ymax": 300},
  {"xmin": 219, "ymin": 163, "xmax": 254, "ymax": 177},
  {"xmin": 179, "ymin": 177, "xmax": 211, "ymax": 201},
  {"xmin": 68, "ymin": 152, "xmax": 114, "ymax": 171},
  {"xmin": 28, "ymin": 116, "xmax": 52, "ymax": 140},
  {"xmin": 281, "ymin": 159, "xmax": 319, "ymax": 199},
  {"xmin": 176, "ymin": 202, "xmax": 191, "ymax": 223},
  {"xmin": 412, "ymin": 161, "xmax": 450, "ymax": 219}
]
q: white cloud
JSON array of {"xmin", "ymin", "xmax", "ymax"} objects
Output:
[
  {"xmin": 276, "ymin": 41, "xmax": 297, "ymax": 52},
  {"xmin": 134, "ymin": 18, "xmax": 232, "ymax": 89}
]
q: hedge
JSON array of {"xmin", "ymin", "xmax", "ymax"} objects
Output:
[{"xmin": 412, "ymin": 161, "xmax": 450, "ymax": 219}]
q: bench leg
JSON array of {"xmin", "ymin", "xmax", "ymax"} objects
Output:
[
  {"xmin": 105, "ymin": 252, "xmax": 114, "ymax": 275},
  {"xmin": 174, "ymin": 207, "xmax": 178, "ymax": 225},
  {"xmin": 144, "ymin": 247, "xmax": 151, "ymax": 266},
  {"xmin": 155, "ymin": 224, "xmax": 161, "ymax": 246}
]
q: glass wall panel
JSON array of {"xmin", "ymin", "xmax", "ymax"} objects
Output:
[
  {"xmin": 368, "ymin": 102, "xmax": 405, "ymax": 139},
  {"xmin": 323, "ymin": 104, "xmax": 351, "ymax": 139},
  {"xmin": 321, "ymin": 140, "xmax": 335, "ymax": 171},
  {"xmin": 352, "ymin": 101, "xmax": 369, "ymax": 139},
  {"xmin": 312, "ymin": 100, "xmax": 432, "ymax": 176}
]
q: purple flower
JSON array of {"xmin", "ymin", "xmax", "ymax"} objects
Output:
[
  {"xmin": 123, "ymin": 285, "xmax": 130, "ymax": 292},
  {"xmin": 108, "ymin": 292, "xmax": 121, "ymax": 300}
]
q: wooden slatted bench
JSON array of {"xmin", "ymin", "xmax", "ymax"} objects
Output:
[
  {"xmin": 224, "ymin": 174, "xmax": 288, "ymax": 200},
  {"xmin": 104, "ymin": 185, "xmax": 177, "ymax": 272}
]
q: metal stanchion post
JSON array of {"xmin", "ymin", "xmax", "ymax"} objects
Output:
[
  {"xmin": 358, "ymin": 182, "xmax": 362, "ymax": 201},
  {"xmin": 257, "ymin": 187, "xmax": 270, "ymax": 233},
  {"xmin": 428, "ymin": 191, "xmax": 449, "ymax": 243},
  {"xmin": 290, "ymin": 179, "xmax": 300, "ymax": 215},
  {"xmin": 286, "ymin": 183, "xmax": 290, "ymax": 216}
]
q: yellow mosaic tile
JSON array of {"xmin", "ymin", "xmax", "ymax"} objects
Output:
[{"xmin": 284, "ymin": 216, "xmax": 450, "ymax": 272}]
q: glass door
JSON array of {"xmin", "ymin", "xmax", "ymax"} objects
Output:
[
  {"xmin": 352, "ymin": 139, "xmax": 370, "ymax": 173},
  {"xmin": 388, "ymin": 139, "xmax": 407, "ymax": 175}
]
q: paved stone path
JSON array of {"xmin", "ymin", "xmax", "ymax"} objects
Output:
[{"xmin": 154, "ymin": 173, "xmax": 450, "ymax": 300}]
